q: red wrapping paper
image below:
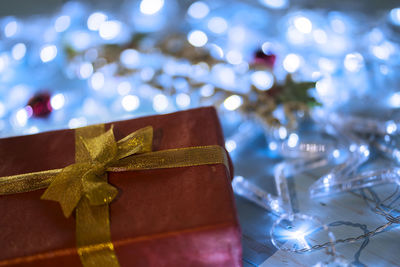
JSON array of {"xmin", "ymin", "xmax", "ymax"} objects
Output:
[{"xmin": 0, "ymin": 107, "xmax": 242, "ymax": 267}]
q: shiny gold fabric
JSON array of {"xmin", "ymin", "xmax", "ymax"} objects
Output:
[{"xmin": 0, "ymin": 124, "xmax": 229, "ymax": 267}]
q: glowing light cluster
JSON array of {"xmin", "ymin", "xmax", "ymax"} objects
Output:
[
  {"xmin": 117, "ymin": 81, "xmax": 132, "ymax": 95},
  {"xmin": 90, "ymin": 72, "xmax": 105, "ymax": 90},
  {"xmin": 87, "ymin": 12, "xmax": 107, "ymax": 31},
  {"xmin": 389, "ymin": 8, "xmax": 400, "ymax": 26},
  {"xmin": 54, "ymin": 15, "xmax": 71, "ymax": 33},
  {"xmin": 223, "ymin": 95, "xmax": 242, "ymax": 111},
  {"xmin": 344, "ymin": 53, "xmax": 364, "ymax": 72},
  {"xmin": 188, "ymin": 2, "xmax": 209, "ymax": 19},
  {"xmin": 79, "ymin": 62, "xmax": 94, "ymax": 79},
  {"xmin": 260, "ymin": 0, "xmax": 288, "ymax": 9},
  {"xmin": 153, "ymin": 94, "xmax": 169, "ymax": 112},
  {"xmin": 40, "ymin": 45, "xmax": 57, "ymax": 63},
  {"xmin": 99, "ymin": 20, "xmax": 122, "ymax": 40},
  {"xmin": 176, "ymin": 93, "xmax": 191, "ymax": 108},
  {"xmin": 15, "ymin": 108, "xmax": 28, "ymax": 127},
  {"xmin": 251, "ymin": 71, "xmax": 274, "ymax": 90},
  {"xmin": 208, "ymin": 17, "xmax": 228, "ymax": 34},
  {"xmin": 226, "ymin": 50, "xmax": 243, "ymax": 65},
  {"xmin": 283, "ymin": 53, "xmax": 301, "ymax": 73},
  {"xmin": 0, "ymin": 53, "xmax": 9, "ymax": 72},
  {"xmin": 225, "ymin": 139, "xmax": 237, "ymax": 152},
  {"xmin": 11, "ymin": 43, "xmax": 26, "ymax": 60},
  {"xmin": 122, "ymin": 95, "xmax": 140, "ymax": 111},
  {"xmin": 294, "ymin": 16, "xmax": 312, "ymax": 34},
  {"xmin": 4, "ymin": 20, "xmax": 18, "ymax": 38},
  {"xmin": 140, "ymin": 0, "xmax": 164, "ymax": 15},
  {"xmin": 50, "ymin": 93, "xmax": 65, "ymax": 110},
  {"xmin": 120, "ymin": 49, "xmax": 140, "ymax": 69},
  {"xmin": 187, "ymin": 30, "xmax": 208, "ymax": 47}
]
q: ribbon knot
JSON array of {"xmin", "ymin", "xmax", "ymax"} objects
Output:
[{"xmin": 41, "ymin": 125, "xmax": 154, "ymax": 218}]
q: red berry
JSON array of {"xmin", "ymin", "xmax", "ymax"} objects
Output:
[
  {"xmin": 253, "ymin": 49, "xmax": 276, "ymax": 68},
  {"xmin": 27, "ymin": 92, "xmax": 52, "ymax": 117}
]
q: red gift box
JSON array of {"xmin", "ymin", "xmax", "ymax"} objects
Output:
[{"xmin": 0, "ymin": 107, "xmax": 242, "ymax": 267}]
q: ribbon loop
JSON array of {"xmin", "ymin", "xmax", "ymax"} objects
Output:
[
  {"xmin": 84, "ymin": 178, "xmax": 118, "ymax": 206},
  {"xmin": 80, "ymin": 126, "xmax": 118, "ymax": 164},
  {"xmin": 41, "ymin": 126, "xmax": 153, "ymax": 218},
  {"xmin": 41, "ymin": 162, "xmax": 88, "ymax": 217}
]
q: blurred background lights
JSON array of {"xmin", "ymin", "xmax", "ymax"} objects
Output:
[
  {"xmin": 4, "ymin": 20, "xmax": 18, "ymax": 38},
  {"xmin": 251, "ymin": 71, "xmax": 274, "ymax": 90},
  {"xmin": 278, "ymin": 126, "xmax": 287, "ymax": 139},
  {"xmin": 208, "ymin": 43, "xmax": 224, "ymax": 59},
  {"xmin": 153, "ymin": 94, "xmax": 169, "ymax": 112},
  {"xmin": 287, "ymin": 25, "xmax": 306, "ymax": 44},
  {"xmin": 11, "ymin": 43, "xmax": 26, "ymax": 60},
  {"xmin": 225, "ymin": 139, "xmax": 237, "ymax": 152},
  {"xmin": 269, "ymin": 141, "xmax": 278, "ymax": 151},
  {"xmin": 69, "ymin": 31, "xmax": 91, "ymax": 51},
  {"xmin": 313, "ymin": 29, "xmax": 327, "ymax": 44},
  {"xmin": 140, "ymin": 67, "xmax": 155, "ymax": 81},
  {"xmin": 26, "ymin": 126, "xmax": 39, "ymax": 134},
  {"xmin": 87, "ymin": 12, "xmax": 108, "ymax": 31},
  {"xmin": 386, "ymin": 121, "xmax": 397, "ymax": 134},
  {"xmin": 0, "ymin": 53, "xmax": 9, "ymax": 72},
  {"xmin": 330, "ymin": 18, "xmax": 346, "ymax": 34},
  {"xmin": 344, "ymin": 52, "xmax": 364, "ymax": 72},
  {"xmin": 0, "ymin": 102, "xmax": 5, "ymax": 118},
  {"xmin": 187, "ymin": 30, "xmax": 208, "ymax": 47},
  {"xmin": 389, "ymin": 8, "xmax": 400, "ymax": 26},
  {"xmin": 82, "ymin": 98, "xmax": 98, "ymax": 116},
  {"xmin": 226, "ymin": 50, "xmax": 243, "ymax": 65},
  {"xmin": 68, "ymin": 117, "xmax": 87, "ymax": 128},
  {"xmin": 79, "ymin": 62, "xmax": 94, "ymax": 79},
  {"xmin": 223, "ymin": 95, "xmax": 242, "ymax": 111},
  {"xmin": 260, "ymin": 0, "xmax": 288, "ymax": 9},
  {"xmin": 85, "ymin": 48, "xmax": 98, "ymax": 61},
  {"xmin": 122, "ymin": 95, "xmax": 140, "ymax": 111},
  {"xmin": 50, "ymin": 93, "xmax": 65, "ymax": 110},
  {"xmin": 283, "ymin": 53, "xmax": 301, "ymax": 73},
  {"xmin": 176, "ymin": 93, "xmax": 191, "ymax": 108},
  {"xmin": 90, "ymin": 72, "xmax": 105, "ymax": 90},
  {"xmin": 15, "ymin": 108, "xmax": 28, "ymax": 127},
  {"xmin": 287, "ymin": 133, "xmax": 299, "ymax": 148},
  {"xmin": 371, "ymin": 42, "xmax": 394, "ymax": 60},
  {"xmin": 318, "ymin": 58, "xmax": 336, "ymax": 73},
  {"xmin": 9, "ymin": 84, "xmax": 30, "ymax": 106},
  {"xmin": 140, "ymin": 0, "xmax": 164, "ymax": 15},
  {"xmin": 208, "ymin": 17, "xmax": 228, "ymax": 34},
  {"xmin": 368, "ymin": 28, "xmax": 384, "ymax": 44},
  {"xmin": 212, "ymin": 64, "xmax": 236, "ymax": 87},
  {"xmin": 120, "ymin": 49, "xmax": 140, "ymax": 69},
  {"xmin": 99, "ymin": 20, "xmax": 121, "ymax": 40},
  {"xmin": 117, "ymin": 81, "xmax": 132, "ymax": 95},
  {"xmin": 54, "ymin": 15, "xmax": 71, "ymax": 32},
  {"xmin": 187, "ymin": 1, "xmax": 209, "ymax": 19},
  {"xmin": 228, "ymin": 26, "xmax": 246, "ymax": 43},
  {"xmin": 200, "ymin": 84, "xmax": 214, "ymax": 97},
  {"xmin": 332, "ymin": 149, "xmax": 340, "ymax": 158},
  {"xmin": 389, "ymin": 92, "xmax": 400, "ymax": 108},
  {"xmin": 40, "ymin": 45, "xmax": 57, "ymax": 63},
  {"xmin": 293, "ymin": 16, "xmax": 312, "ymax": 34}
]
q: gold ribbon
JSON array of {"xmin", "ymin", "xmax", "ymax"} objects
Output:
[{"xmin": 0, "ymin": 124, "xmax": 229, "ymax": 267}]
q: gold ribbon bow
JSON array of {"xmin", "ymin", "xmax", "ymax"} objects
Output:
[{"xmin": 0, "ymin": 124, "xmax": 229, "ymax": 267}]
